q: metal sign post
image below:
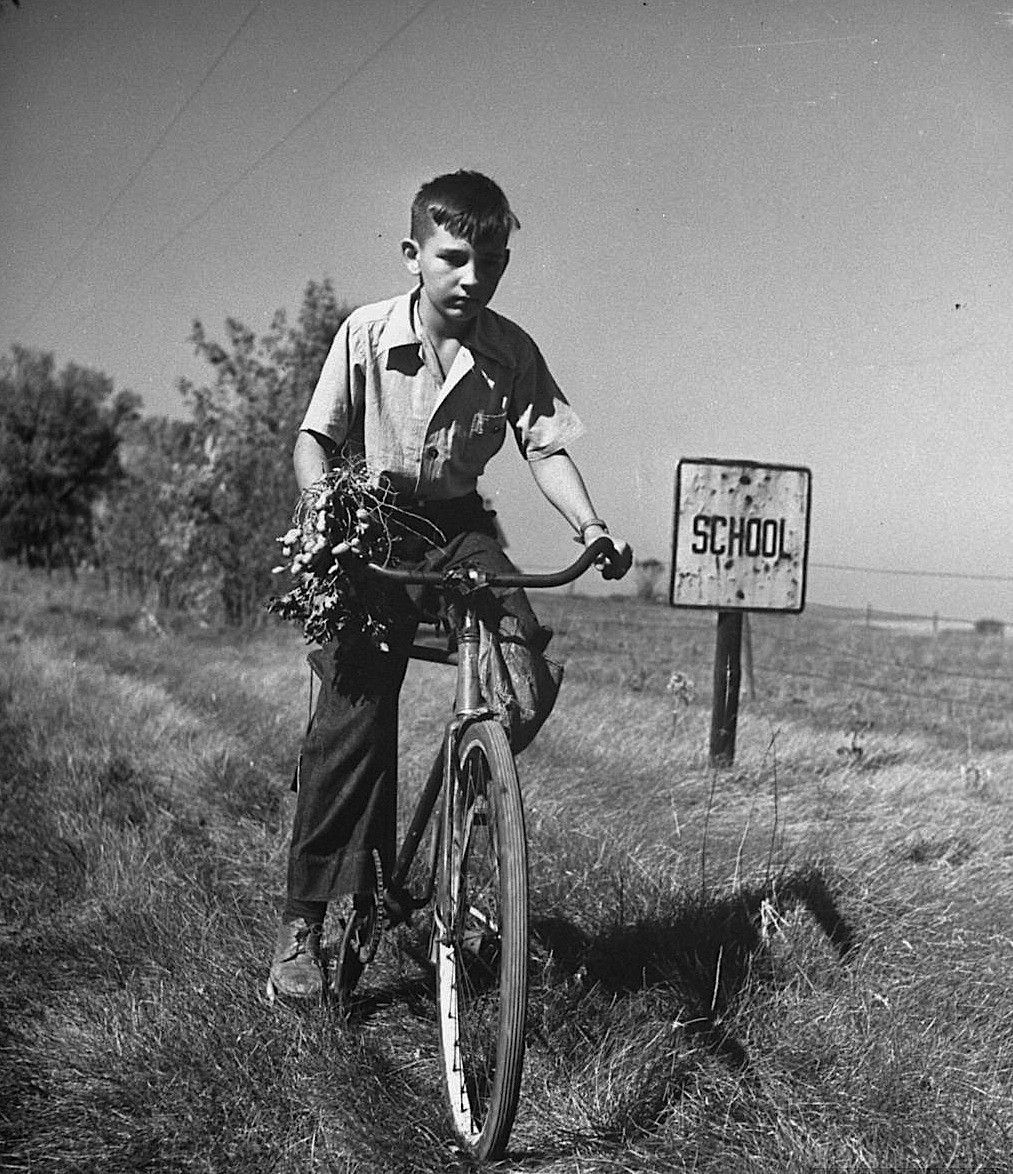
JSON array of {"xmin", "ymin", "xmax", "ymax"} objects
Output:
[{"xmin": 669, "ymin": 458, "xmax": 812, "ymax": 766}]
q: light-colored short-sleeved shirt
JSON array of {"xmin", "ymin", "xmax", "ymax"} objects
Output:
[{"xmin": 300, "ymin": 290, "xmax": 584, "ymax": 501}]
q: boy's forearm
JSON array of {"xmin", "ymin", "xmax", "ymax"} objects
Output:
[
  {"xmin": 293, "ymin": 429, "xmax": 333, "ymax": 491},
  {"xmin": 529, "ymin": 449, "xmax": 633, "ymax": 580},
  {"xmin": 527, "ymin": 450, "xmax": 604, "ymax": 536}
]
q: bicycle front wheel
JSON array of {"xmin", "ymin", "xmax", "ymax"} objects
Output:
[{"xmin": 435, "ymin": 719, "xmax": 528, "ymax": 1161}]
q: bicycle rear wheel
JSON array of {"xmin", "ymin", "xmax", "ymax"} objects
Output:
[{"xmin": 435, "ymin": 719, "xmax": 528, "ymax": 1161}]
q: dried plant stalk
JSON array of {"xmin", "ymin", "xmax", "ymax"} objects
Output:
[{"xmin": 267, "ymin": 458, "xmax": 444, "ymax": 650}]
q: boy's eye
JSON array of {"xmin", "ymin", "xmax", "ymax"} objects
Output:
[{"xmin": 437, "ymin": 249, "xmax": 506, "ymax": 269}]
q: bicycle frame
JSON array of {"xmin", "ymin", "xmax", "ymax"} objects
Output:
[{"xmin": 370, "ymin": 536, "xmax": 612, "ymax": 918}]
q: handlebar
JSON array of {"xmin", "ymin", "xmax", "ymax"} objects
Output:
[{"xmin": 367, "ymin": 536, "xmax": 614, "ymax": 590}]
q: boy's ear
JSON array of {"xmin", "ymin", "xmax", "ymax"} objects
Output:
[{"xmin": 401, "ymin": 237, "xmax": 421, "ymax": 276}]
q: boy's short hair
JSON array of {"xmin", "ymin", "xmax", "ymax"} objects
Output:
[{"xmin": 410, "ymin": 170, "xmax": 520, "ymax": 245}]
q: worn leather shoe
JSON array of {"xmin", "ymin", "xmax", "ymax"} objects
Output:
[{"xmin": 266, "ymin": 917, "xmax": 323, "ymax": 1002}]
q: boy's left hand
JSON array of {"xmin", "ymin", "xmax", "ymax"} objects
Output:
[{"xmin": 594, "ymin": 534, "xmax": 633, "ymax": 580}]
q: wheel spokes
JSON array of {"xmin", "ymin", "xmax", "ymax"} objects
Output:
[{"xmin": 453, "ymin": 756, "xmax": 503, "ymax": 1121}]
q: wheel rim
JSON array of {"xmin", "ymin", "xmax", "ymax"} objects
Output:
[
  {"xmin": 436, "ymin": 721, "xmax": 527, "ymax": 1160},
  {"xmin": 440, "ymin": 746, "xmax": 504, "ymax": 1142}
]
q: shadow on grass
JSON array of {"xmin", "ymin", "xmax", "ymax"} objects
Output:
[
  {"xmin": 327, "ymin": 865, "xmax": 858, "ymax": 1059},
  {"xmin": 298, "ymin": 869, "xmax": 859, "ymax": 1169},
  {"xmin": 328, "ymin": 927, "xmax": 437, "ymax": 1026},
  {"xmin": 334, "ymin": 969, "xmax": 435, "ymax": 1024},
  {"xmin": 532, "ymin": 864, "xmax": 857, "ymax": 1074}
]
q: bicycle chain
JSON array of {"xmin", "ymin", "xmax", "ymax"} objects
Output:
[{"xmin": 359, "ymin": 847, "xmax": 384, "ymax": 964}]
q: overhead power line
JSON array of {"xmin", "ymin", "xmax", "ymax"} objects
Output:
[
  {"xmin": 16, "ymin": 1, "xmax": 262, "ymax": 334},
  {"xmin": 90, "ymin": 0, "xmax": 442, "ymax": 300},
  {"xmin": 55, "ymin": 0, "xmax": 441, "ymax": 339}
]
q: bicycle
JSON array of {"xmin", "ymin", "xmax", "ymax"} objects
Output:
[{"xmin": 325, "ymin": 536, "xmax": 613, "ymax": 1162}]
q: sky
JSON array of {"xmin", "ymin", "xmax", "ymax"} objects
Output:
[{"xmin": 2, "ymin": 0, "xmax": 1011, "ymax": 621}]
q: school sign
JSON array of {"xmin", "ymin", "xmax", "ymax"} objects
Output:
[
  {"xmin": 668, "ymin": 457, "xmax": 812, "ymax": 766},
  {"xmin": 669, "ymin": 458, "xmax": 811, "ymax": 613}
]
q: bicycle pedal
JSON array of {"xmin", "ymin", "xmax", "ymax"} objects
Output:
[
  {"xmin": 383, "ymin": 885, "xmax": 414, "ymax": 929},
  {"xmin": 462, "ymin": 926, "xmax": 488, "ymax": 956}
]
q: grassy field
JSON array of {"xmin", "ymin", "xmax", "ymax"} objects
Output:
[{"xmin": 1, "ymin": 563, "xmax": 1011, "ymax": 1173}]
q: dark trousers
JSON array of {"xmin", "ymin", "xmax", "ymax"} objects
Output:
[
  {"xmin": 285, "ymin": 492, "xmax": 533, "ymax": 905},
  {"xmin": 287, "ymin": 613, "xmax": 418, "ymax": 902}
]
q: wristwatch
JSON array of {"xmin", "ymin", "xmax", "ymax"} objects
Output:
[{"xmin": 574, "ymin": 517, "xmax": 609, "ymax": 545}]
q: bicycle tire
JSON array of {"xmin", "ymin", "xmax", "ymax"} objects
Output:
[{"xmin": 435, "ymin": 719, "xmax": 528, "ymax": 1161}]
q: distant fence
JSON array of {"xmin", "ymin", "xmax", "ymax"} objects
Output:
[
  {"xmin": 533, "ymin": 587, "xmax": 1013, "ymax": 721},
  {"xmin": 856, "ymin": 609, "xmax": 1005, "ymax": 637}
]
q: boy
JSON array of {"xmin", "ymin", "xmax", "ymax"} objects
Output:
[{"xmin": 269, "ymin": 170, "xmax": 631, "ymax": 1000}]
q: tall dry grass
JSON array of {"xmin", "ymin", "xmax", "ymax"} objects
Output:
[{"xmin": 1, "ymin": 565, "xmax": 1011, "ymax": 1172}]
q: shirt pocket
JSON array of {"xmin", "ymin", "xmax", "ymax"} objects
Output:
[
  {"xmin": 470, "ymin": 410, "xmax": 508, "ymax": 439},
  {"xmin": 451, "ymin": 410, "xmax": 509, "ymax": 475}
]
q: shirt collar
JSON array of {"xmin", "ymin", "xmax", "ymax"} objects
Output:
[
  {"xmin": 376, "ymin": 290, "xmax": 419, "ymax": 352},
  {"xmin": 468, "ymin": 304, "xmax": 517, "ymax": 370},
  {"xmin": 378, "ymin": 289, "xmax": 517, "ymax": 370}
]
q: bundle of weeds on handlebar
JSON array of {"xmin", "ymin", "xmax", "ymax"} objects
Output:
[{"xmin": 266, "ymin": 457, "xmax": 444, "ymax": 651}]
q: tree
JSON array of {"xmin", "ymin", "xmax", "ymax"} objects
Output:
[
  {"xmin": 0, "ymin": 346, "xmax": 140, "ymax": 571},
  {"xmin": 633, "ymin": 557, "xmax": 665, "ymax": 602},
  {"xmin": 94, "ymin": 415, "xmax": 215, "ymax": 608},
  {"xmin": 82, "ymin": 280, "xmax": 352, "ymax": 623},
  {"xmin": 176, "ymin": 280, "xmax": 352, "ymax": 624}
]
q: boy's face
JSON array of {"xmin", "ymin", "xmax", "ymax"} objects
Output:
[{"xmin": 401, "ymin": 223, "xmax": 510, "ymax": 332}]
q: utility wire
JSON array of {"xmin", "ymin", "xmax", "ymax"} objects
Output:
[
  {"xmin": 16, "ymin": 1, "xmax": 263, "ymax": 335},
  {"xmin": 77, "ymin": 0, "xmax": 442, "ymax": 313},
  {"xmin": 812, "ymin": 560, "xmax": 1013, "ymax": 584}
]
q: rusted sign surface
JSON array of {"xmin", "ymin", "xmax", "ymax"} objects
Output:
[{"xmin": 669, "ymin": 458, "xmax": 811, "ymax": 612}]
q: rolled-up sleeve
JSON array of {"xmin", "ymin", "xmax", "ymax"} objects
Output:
[
  {"xmin": 300, "ymin": 317, "xmax": 362, "ymax": 445},
  {"xmin": 510, "ymin": 340, "xmax": 584, "ymax": 461}
]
